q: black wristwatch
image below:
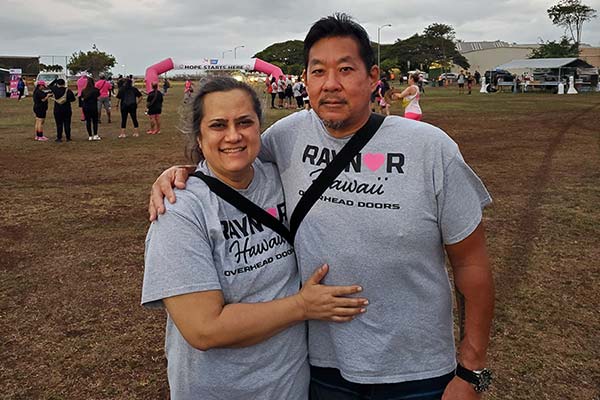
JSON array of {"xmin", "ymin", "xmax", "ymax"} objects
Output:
[{"xmin": 456, "ymin": 363, "xmax": 493, "ymax": 393}]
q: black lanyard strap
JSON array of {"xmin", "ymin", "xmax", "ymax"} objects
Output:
[
  {"xmin": 289, "ymin": 113, "xmax": 386, "ymax": 239},
  {"xmin": 190, "ymin": 171, "xmax": 293, "ymax": 244}
]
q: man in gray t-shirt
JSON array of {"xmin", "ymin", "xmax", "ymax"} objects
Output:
[
  {"xmin": 150, "ymin": 13, "xmax": 495, "ymax": 400},
  {"xmin": 260, "ymin": 110, "xmax": 491, "ymax": 387}
]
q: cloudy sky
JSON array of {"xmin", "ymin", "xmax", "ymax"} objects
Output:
[{"xmin": 2, "ymin": 0, "xmax": 599, "ymax": 75}]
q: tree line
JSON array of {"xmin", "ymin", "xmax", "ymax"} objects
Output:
[{"xmin": 254, "ymin": 23, "xmax": 469, "ymax": 76}]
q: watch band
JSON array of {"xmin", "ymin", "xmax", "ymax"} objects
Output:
[
  {"xmin": 456, "ymin": 363, "xmax": 493, "ymax": 393},
  {"xmin": 456, "ymin": 363, "xmax": 478, "ymax": 383}
]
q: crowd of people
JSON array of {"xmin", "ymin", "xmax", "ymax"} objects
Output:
[
  {"xmin": 455, "ymin": 70, "xmax": 477, "ymax": 95},
  {"xmin": 266, "ymin": 75, "xmax": 310, "ymax": 110},
  {"xmin": 436, "ymin": 70, "xmax": 481, "ymax": 94},
  {"xmin": 30, "ymin": 73, "xmax": 164, "ymax": 142},
  {"xmin": 26, "ymin": 61, "xmax": 445, "ymax": 143}
]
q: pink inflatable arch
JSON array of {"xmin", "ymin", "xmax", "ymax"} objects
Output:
[{"xmin": 144, "ymin": 57, "xmax": 284, "ymax": 92}]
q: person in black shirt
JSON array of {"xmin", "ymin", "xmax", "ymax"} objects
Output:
[
  {"xmin": 377, "ymin": 77, "xmax": 391, "ymax": 116},
  {"xmin": 49, "ymin": 79, "xmax": 76, "ymax": 142},
  {"xmin": 33, "ymin": 81, "xmax": 53, "ymax": 141},
  {"xmin": 467, "ymin": 73, "xmax": 474, "ymax": 95},
  {"xmin": 80, "ymin": 78, "xmax": 101, "ymax": 141},
  {"xmin": 17, "ymin": 77, "xmax": 26, "ymax": 100},
  {"xmin": 116, "ymin": 78, "xmax": 143, "ymax": 138},
  {"xmin": 146, "ymin": 82, "xmax": 164, "ymax": 135},
  {"xmin": 162, "ymin": 78, "xmax": 170, "ymax": 95}
]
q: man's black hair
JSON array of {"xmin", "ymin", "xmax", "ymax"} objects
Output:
[{"xmin": 303, "ymin": 13, "xmax": 375, "ymax": 72}]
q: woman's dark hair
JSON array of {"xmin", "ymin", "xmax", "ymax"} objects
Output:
[
  {"xmin": 303, "ymin": 13, "xmax": 375, "ymax": 72},
  {"xmin": 409, "ymin": 72, "xmax": 420, "ymax": 84},
  {"xmin": 81, "ymin": 77, "xmax": 96, "ymax": 99},
  {"xmin": 181, "ymin": 76, "xmax": 263, "ymax": 164},
  {"xmin": 117, "ymin": 78, "xmax": 133, "ymax": 100}
]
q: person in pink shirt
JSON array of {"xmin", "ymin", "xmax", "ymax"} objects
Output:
[
  {"xmin": 76, "ymin": 73, "xmax": 88, "ymax": 121},
  {"xmin": 95, "ymin": 73, "xmax": 113, "ymax": 123},
  {"xmin": 184, "ymin": 79, "xmax": 194, "ymax": 103}
]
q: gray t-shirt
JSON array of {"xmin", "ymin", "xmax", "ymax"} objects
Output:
[
  {"xmin": 142, "ymin": 159, "xmax": 309, "ymax": 400},
  {"xmin": 260, "ymin": 110, "xmax": 491, "ymax": 384}
]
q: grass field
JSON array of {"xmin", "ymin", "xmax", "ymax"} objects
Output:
[{"xmin": 1, "ymin": 82, "xmax": 599, "ymax": 399}]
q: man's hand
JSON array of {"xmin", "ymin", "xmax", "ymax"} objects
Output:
[
  {"xmin": 148, "ymin": 165, "xmax": 195, "ymax": 221},
  {"xmin": 294, "ymin": 264, "xmax": 368, "ymax": 322},
  {"xmin": 442, "ymin": 376, "xmax": 481, "ymax": 400}
]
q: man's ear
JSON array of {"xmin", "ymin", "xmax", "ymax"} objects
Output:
[
  {"xmin": 369, "ymin": 65, "xmax": 380, "ymax": 90},
  {"xmin": 301, "ymin": 69, "xmax": 307, "ymax": 84}
]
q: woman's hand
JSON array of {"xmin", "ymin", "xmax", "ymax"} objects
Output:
[
  {"xmin": 165, "ymin": 265, "xmax": 368, "ymax": 350},
  {"xmin": 384, "ymin": 88, "xmax": 400, "ymax": 103},
  {"xmin": 148, "ymin": 165, "xmax": 196, "ymax": 221},
  {"xmin": 294, "ymin": 264, "xmax": 368, "ymax": 322}
]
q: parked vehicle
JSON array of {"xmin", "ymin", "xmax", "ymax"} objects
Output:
[
  {"xmin": 35, "ymin": 71, "xmax": 67, "ymax": 86},
  {"xmin": 532, "ymin": 71, "xmax": 560, "ymax": 82},
  {"xmin": 439, "ymin": 72, "xmax": 458, "ymax": 80},
  {"xmin": 484, "ymin": 69, "xmax": 514, "ymax": 84}
]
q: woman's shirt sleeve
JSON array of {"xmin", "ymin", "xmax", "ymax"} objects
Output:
[{"xmin": 142, "ymin": 191, "xmax": 221, "ymax": 309}]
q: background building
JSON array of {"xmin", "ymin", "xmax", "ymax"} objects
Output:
[
  {"xmin": 0, "ymin": 56, "xmax": 40, "ymax": 77},
  {"xmin": 453, "ymin": 41, "xmax": 539, "ymax": 73},
  {"xmin": 452, "ymin": 41, "xmax": 600, "ymax": 73},
  {"xmin": 579, "ymin": 47, "xmax": 600, "ymax": 68}
]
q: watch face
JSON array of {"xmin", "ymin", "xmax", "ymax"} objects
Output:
[{"xmin": 474, "ymin": 369, "xmax": 493, "ymax": 393}]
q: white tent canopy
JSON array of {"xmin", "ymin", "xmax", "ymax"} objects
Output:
[
  {"xmin": 488, "ymin": 57, "xmax": 599, "ymax": 93},
  {"xmin": 495, "ymin": 58, "xmax": 593, "ymax": 70}
]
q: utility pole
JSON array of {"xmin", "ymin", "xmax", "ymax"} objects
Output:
[
  {"xmin": 234, "ymin": 45, "xmax": 245, "ymax": 59},
  {"xmin": 377, "ymin": 24, "xmax": 392, "ymax": 73}
]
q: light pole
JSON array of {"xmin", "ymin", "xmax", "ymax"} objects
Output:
[
  {"xmin": 377, "ymin": 24, "xmax": 392, "ymax": 73},
  {"xmin": 122, "ymin": 64, "xmax": 126, "ymax": 76},
  {"xmin": 222, "ymin": 50, "xmax": 232, "ymax": 59},
  {"xmin": 234, "ymin": 45, "xmax": 245, "ymax": 59}
]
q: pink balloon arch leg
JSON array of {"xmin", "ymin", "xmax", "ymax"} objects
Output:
[
  {"xmin": 145, "ymin": 58, "xmax": 175, "ymax": 92},
  {"xmin": 253, "ymin": 58, "xmax": 284, "ymax": 80}
]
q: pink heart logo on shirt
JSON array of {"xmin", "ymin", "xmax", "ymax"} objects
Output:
[
  {"xmin": 363, "ymin": 153, "xmax": 385, "ymax": 172},
  {"xmin": 266, "ymin": 208, "xmax": 278, "ymax": 217}
]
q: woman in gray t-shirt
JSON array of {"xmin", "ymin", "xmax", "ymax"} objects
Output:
[{"xmin": 142, "ymin": 77, "xmax": 367, "ymax": 400}]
